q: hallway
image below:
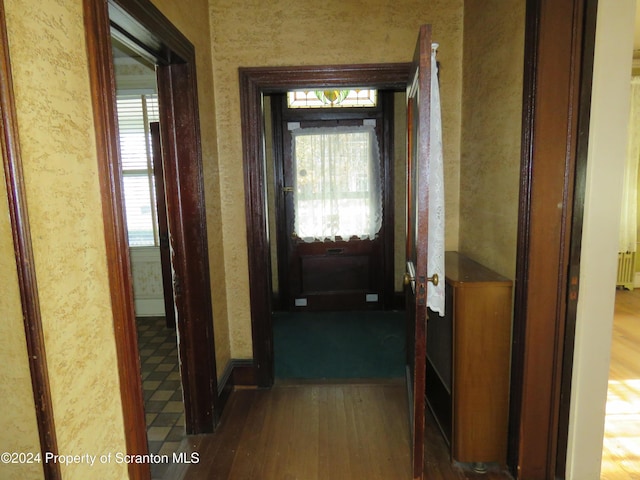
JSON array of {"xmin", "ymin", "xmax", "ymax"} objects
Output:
[{"xmin": 162, "ymin": 381, "xmax": 512, "ymax": 480}]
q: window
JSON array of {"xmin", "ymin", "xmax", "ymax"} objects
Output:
[
  {"xmin": 291, "ymin": 124, "xmax": 382, "ymax": 241},
  {"xmin": 287, "ymin": 89, "xmax": 377, "ymax": 108},
  {"xmin": 116, "ymin": 94, "xmax": 160, "ymax": 246}
]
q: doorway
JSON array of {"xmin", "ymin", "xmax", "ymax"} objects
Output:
[
  {"xmin": 84, "ymin": 0, "xmax": 219, "ymax": 477},
  {"xmin": 265, "ymin": 89, "xmax": 405, "ymax": 380},
  {"xmin": 110, "ymin": 35, "xmax": 185, "ymax": 478},
  {"xmin": 239, "ymin": 64, "xmax": 410, "ymax": 387},
  {"xmin": 600, "ymin": 38, "xmax": 640, "ymax": 476}
]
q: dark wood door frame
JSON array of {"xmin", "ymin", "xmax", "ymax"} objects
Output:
[
  {"xmin": 84, "ymin": 1, "xmax": 218, "ymax": 479},
  {"xmin": 239, "ymin": 63, "xmax": 411, "ymax": 388},
  {"xmin": 555, "ymin": 1, "xmax": 598, "ymax": 475},
  {"xmin": 508, "ymin": 0, "xmax": 595, "ymax": 478},
  {"xmin": 150, "ymin": 122, "xmax": 176, "ymax": 329}
]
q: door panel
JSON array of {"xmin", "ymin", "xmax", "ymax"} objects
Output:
[
  {"xmin": 405, "ymin": 24, "xmax": 432, "ymax": 480},
  {"xmin": 150, "ymin": 122, "xmax": 176, "ymax": 329},
  {"xmin": 273, "ymin": 96, "xmax": 391, "ymax": 311}
]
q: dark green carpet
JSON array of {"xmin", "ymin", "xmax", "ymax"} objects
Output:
[{"xmin": 273, "ymin": 310, "xmax": 406, "ymax": 379}]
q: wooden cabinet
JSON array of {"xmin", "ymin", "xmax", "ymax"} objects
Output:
[{"xmin": 426, "ymin": 251, "xmax": 512, "ymax": 465}]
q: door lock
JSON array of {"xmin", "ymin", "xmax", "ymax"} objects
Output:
[
  {"xmin": 403, "ymin": 272, "xmax": 414, "ymax": 286},
  {"xmin": 404, "ymin": 272, "xmax": 438, "ymax": 287}
]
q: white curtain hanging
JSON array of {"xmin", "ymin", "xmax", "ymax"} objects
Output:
[
  {"xmin": 620, "ymin": 77, "xmax": 640, "ymax": 253},
  {"xmin": 427, "ymin": 43, "xmax": 446, "ymax": 317},
  {"xmin": 291, "ymin": 125, "xmax": 382, "ymax": 242}
]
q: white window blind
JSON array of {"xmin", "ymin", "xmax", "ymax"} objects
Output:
[{"xmin": 116, "ymin": 94, "xmax": 160, "ymax": 246}]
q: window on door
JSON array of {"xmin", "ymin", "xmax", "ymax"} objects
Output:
[{"xmin": 291, "ymin": 124, "xmax": 382, "ymax": 241}]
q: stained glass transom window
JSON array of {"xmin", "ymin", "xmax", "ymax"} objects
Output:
[{"xmin": 287, "ymin": 89, "xmax": 377, "ymax": 108}]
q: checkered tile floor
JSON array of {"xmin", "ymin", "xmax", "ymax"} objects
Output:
[{"xmin": 136, "ymin": 316, "xmax": 185, "ymax": 479}]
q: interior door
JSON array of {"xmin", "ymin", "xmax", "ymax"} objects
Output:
[
  {"xmin": 150, "ymin": 121, "xmax": 175, "ymax": 328},
  {"xmin": 405, "ymin": 24, "xmax": 432, "ymax": 480}
]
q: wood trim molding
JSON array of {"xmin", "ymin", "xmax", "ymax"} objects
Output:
[
  {"xmin": 156, "ymin": 61, "xmax": 219, "ymax": 432},
  {"xmin": 84, "ymin": 0, "xmax": 219, "ymax": 478},
  {"xmin": 0, "ymin": 3, "xmax": 61, "ymax": 479},
  {"xmin": 380, "ymin": 90, "xmax": 396, "ymax": 309},
  {"xmin": 507, "ymin": 0, "xmax": 539, "ymax": 472},
  {"xmin": 555, "ymin": 0, "xmax": 598, "ymax": 474},
  {"xmin": 509, "ymin": 0, "xmax": 588, "ymax": 477},
  {"xmin": 217, "ymin": 359, "xmax": 258, "ymax": 414},
  {"xmin": 110, "ymin": 0, "xmax": 221, "ymax": 431},
  {"xmin": 240, "ymin": 63, "xmax": 412, "ymax": 93},
  {"xmin": 83, "ymin": 1, "xmax": 149, "ymax": 479},
  {"xmin": 239, "ymin": 63, "xmax": 411, "ymax": 387}
]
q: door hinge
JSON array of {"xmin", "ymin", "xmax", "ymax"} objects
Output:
[{"xmin": 282, "ymin": 186, "xmax": 294, "ymax": 193}]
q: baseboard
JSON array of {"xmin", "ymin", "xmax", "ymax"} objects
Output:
[
  {"xmin": 393, "ymin": 292, "xmax": 405, "ymax": 310},
  {"xmin": 217, "ymin": 359, "xmax": 258, "ymax": 415},
  {"xmin": 134, "ymin": 298, "xmax": 165, "ymax": 316}
]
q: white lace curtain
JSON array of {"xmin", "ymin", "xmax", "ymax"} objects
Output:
[
  {"xmin": 620, "ymin": 77, "xmax": 640, "ymax": 253},
  {"xmin": 291, "ymin": 125, "xmax": 382, "ymax": 242},
  {"xmin": 427, "ymin": 43, "xmax": 446, "ymax": 317}
]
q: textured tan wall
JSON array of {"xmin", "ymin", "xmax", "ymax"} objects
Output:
[
  {"xmin": 4, "ymin": 0, "xmax": 128, "ymax": 477},
  {"xmin": 0, "ymin": 164, "xmax": 42, "ymax": 479},
  {"xmin": 459, "ymin": 0, "xmax": 525, "ymax": 279},
  {"xmin": 210, "ymin": 0, "xmax": 464, "ymax": 357},
  {"xmin": 150, "ymin": 0, "xmax": 231, "ymax": 379}
]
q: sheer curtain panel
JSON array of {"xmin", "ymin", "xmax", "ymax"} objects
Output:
[
  {"xmin": 620, "ymin": 77, "xmax": 640, "ymax": 253},
  {"xmin": 291, "ymin": 125, "xmax": 382, "ymax": 242}
]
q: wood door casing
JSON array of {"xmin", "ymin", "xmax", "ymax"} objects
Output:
[
  {"xmin": 84, "ymin": 4, "xmax": 219, "ymax": 479},
  {"xmin": 150, "ymin": 121, "xmax": 176, "ymax": 329}
]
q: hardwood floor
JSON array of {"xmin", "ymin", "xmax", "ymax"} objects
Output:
[
  {"xmin": 601, "ymin": 289, "xmax": 640, "ymax": 479},
  {"xmin": 164, "ymin": 380, "xmax": 512, "ymax": 480},
  {"xmin": 153, "ymin": 290, "xmax": 640, "ymax": 479}
]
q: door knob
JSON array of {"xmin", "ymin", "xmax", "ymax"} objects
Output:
[{"xmin": 405, "ymin": 272, "xmax": 438, "ymax": 287}]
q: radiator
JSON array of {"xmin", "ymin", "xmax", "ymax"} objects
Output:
[{"xmin": 617, "ymin": 251, "xmax": 636, "ymax": 290}]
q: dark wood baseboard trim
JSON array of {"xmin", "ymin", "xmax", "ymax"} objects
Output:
[
  {"xmin": 217, "ymin": 359, "xmax": 259, "ymax": 413},
  {"xmin": 393, "ymin": 292, "xmax": 405, "ymax": 310}
]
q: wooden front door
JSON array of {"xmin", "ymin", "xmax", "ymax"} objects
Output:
[
  {"xmin": 272, "ymin": 93, "xmax": 393, "ymax": 311},
  {"xmin": 405, "ymin": 24, "xmax": 433, "ymax": 480}
]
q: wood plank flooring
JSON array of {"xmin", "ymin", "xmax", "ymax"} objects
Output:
[
  {"xmin": 601, "ymin": 289, "xmax": 640, "ymax": 479},
  {"xmin": 152, "ymin": 290, "xmax": 640, "ymax": 479},
  {"xmin": 164, "ymin": 380, "xmax": 512, "ymax": 480}
]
